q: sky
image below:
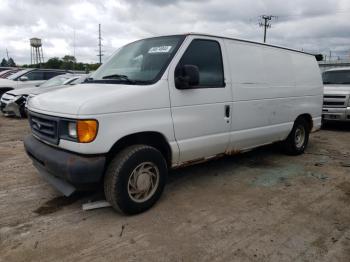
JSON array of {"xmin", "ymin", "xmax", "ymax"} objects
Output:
[{"xmin": 0, "ymin": 0, "xmax": 350, "ymax": 65}]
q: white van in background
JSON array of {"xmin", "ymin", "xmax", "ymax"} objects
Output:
[
  {"xmin": 322, "ymin": 68, "xmax": 350, "ymax": 121},
  {"xmin": 24, "ymin": 33, "xmax": 323, "ymax": 214}
]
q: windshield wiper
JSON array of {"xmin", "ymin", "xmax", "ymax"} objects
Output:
[
  {"xmin": 102, "ymin": 74, "xmax": 136, "ymax": 84},
  {"xmin": 84, "ymin": 77, "xmax": 94, "ymax": 82}
]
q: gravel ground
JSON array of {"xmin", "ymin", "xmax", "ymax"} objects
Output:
[{"xmin": 0, "ymin": 116, "xmax": 350, "ymax": 262}]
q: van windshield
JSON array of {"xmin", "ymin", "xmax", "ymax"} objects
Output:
[
  {"xmin": 322, "ymin": 70, "xmax": 350, "ymax": 85},
  {"xmin": 89, "ymin": 35, "xmax": 184, "ymax": 85}
]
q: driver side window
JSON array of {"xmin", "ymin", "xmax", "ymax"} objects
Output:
[
  {"xmin": 177, "ymin": 39, "xmax": 225, "ymax": 88},
  {"xmin": 25, "ymin": 71, "xmax": 45, "ymax": 81}
]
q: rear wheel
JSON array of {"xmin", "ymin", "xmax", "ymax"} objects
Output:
[
  {"xmin": 281, "ymin": 118, "xmax": 310, "ymax": 155},
  {"xmin": 104, "ymin": 145, "xmax": 167, "ymax": 215}
]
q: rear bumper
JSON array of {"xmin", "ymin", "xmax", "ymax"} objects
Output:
[
  {"xmin": 322, "ymin": 107, "xmax": 350, "ymax": 121},
  {"xmin": 24, "ymin": 135, "xmax": 106, "ymax": 196}
]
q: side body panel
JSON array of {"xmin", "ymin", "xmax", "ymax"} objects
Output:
[
  {"xmin": 167, "ymin": 35, "xmax": 233, "ymax": 164},
  {"xmin": 16, "ymin": 80, "xmax": 45, "ymax": 89},
  {"xmin": 224, "ymin": 39, "xmax": 323, "ymax": 151}
]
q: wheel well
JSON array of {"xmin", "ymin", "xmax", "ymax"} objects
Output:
[
  {"xmin": 295, "ymin": 114, "xmax": 313, "ymax": 131},
  {"xmin": 106, "ymin": 132, "xmax": 172, "ymax": 167}
]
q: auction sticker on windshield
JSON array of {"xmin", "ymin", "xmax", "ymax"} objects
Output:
[{"xmin": 148, "ymin": 46, "xmax": 172, "ymax": 53}]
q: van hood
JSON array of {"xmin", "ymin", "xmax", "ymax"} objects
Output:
[
  {"xmin": 324, "ymin": 84, "xmax": 350, "ymax": 94},
  {"xmin": 28, "ymin": 82, "xmax": 169, "ymax": 116}
]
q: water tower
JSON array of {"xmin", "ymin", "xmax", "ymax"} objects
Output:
[{"xmin": 30, "ymin": 38, "xmax": 44, "ymax": 65}]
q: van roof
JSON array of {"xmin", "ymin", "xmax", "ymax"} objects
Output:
[
  {"xmin": 154, "ymin": 33, "xmax": 313, "ymax": 57},
  {"xmin": 184, "ymin": 32, "xmax": 314, "ymax": 56}
]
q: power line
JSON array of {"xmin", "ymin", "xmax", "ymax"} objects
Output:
[
  {"xmin": 259, "ymin": 15, "xmax": 277, "ymax": 43},
  {"xmin": 73, "ymin": 28, "xmax": 76, "ymax": 71}
]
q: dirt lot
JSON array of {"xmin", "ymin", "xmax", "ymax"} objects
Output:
[{"xmin": 0, "ymin": 116, "xmax": 350, "ymax": 262}]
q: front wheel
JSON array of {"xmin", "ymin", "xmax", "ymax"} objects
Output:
[
  {"xmin": 104, "ymin": 145, "xmax": 167, "ymax": 215},
  {"xmin": 281, "ymin": 118, "xmax": 310, "ymax": 155}
]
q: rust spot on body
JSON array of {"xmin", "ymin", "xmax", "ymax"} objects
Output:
[
  {"xmin": 176, "ymin": 157, "xmax": 207, "ymax": 168},
  {"xmin": 225, "ymin": 148, "xmax": 241, "ymax": 156},
  {"xmin": 175, "ymin": 153, "xmax": 228, "ymax": 168}
]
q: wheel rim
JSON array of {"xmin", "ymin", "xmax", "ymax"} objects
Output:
[
  {"xmin": 127, "ymin": 162, "xmax": 160, "ymax": 203},
  {"xmin": 295, "ymin": 125, "xmax": 305, "ymax": 149}
]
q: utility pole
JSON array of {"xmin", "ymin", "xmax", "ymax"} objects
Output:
[
  {"xmin": 259, "ymin": 15, "xmax": 276, "ymax": 43},
  {"xmin": 73, "ymin": 28, "xmax": 76, "ymax": 71},
  {"xmin": 97, "ymin": 24, "xmax": 104, "ymax": 64}
]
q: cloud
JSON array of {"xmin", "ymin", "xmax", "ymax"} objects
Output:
[{"xmin": 0, "ymin": 0, "xmax": 349, "ymax": 64}]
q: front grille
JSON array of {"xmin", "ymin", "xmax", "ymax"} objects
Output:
[
  {"xmin": 29, "ymin": 112, "xmax": 59, "ymax": 145},
  {"xmin": 324, "ymin": 95, "xmax": 346, "ymax": 99},
  {"xmin": 323, "ymin": 94, "xmax": 348, "ymax": 108},
  {"xmin": 324, "ymin": 101, "xmax": 345, "ymax": 106}
]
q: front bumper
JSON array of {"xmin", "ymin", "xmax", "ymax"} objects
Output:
[
  {"xmin": 24, "ymin": 135, "xmax": 106, "ymax": 196},
  {"xmin": 322, "ymin": 107, "xmax": 350, "ymax": 121},
  {"xmin": 0, "ymin": 100, "xmax": 21, "ymax": 117}
]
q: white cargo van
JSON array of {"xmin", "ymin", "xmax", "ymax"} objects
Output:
[{"xmin": 24, "ymin": 33, "xmax": 323, "ymax": 214}]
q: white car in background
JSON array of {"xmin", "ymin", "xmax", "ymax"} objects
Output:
[
  {"xmin": 0, "ymin": 68, "xmax": 71, "ymax": 97},
  {"xmin": 0, "ymin": 74, "xmax": 87, "ymax": 117},
  {"xmin": 0, "ymin": 68, "xmax": 22, "ymax": 79}
]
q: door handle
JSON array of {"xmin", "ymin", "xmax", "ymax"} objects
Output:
[{"xmin": 225, "ymin": 105, "xmax": 230, "ymax": 118}]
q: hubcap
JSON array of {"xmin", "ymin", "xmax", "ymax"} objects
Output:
[
  {"xmin": 295, "ymin": 125, "xmax": 305, "ymax": 148},
  {"xmin": 127, "ymin": 162, "xmax": 159, "ymax": 203}
]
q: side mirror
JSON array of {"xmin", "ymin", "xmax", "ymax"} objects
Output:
[
  {"xmin": 175, "ymin": 65, "xmax": 199, "ymax": 89},
  {"xmin": 19, "ymin": 76, "xmax": 28, "ymax": 82}
]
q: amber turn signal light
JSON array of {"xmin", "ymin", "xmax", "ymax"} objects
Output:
[{"xmin": 77, "ymin": 120, "xmax": 98, "ymax": 143}]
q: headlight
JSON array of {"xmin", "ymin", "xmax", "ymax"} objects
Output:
[
  {"xmin": 62, "ymin": 119, "xmax": 98, "ymax": 143},
  {"xmin": 68, "ymin": 122, "xmax": 77, "ymax": 138},
  {"xmin": 12, "ymin": 95, "xmax": 27, "ymax": 103},
  {"xmin": 7, "ymin": 95, "xmax": 21, "ymax": 102}
]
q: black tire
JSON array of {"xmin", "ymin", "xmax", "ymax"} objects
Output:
[
  {"xmin": 281, "ymin": 118, "xmax": 310, "ymax": 155},
  {"xmin": 19, "ymin": 103, "xmax": 27, "ymax": 118},
  {"xmin": 104, "ymin": 145, "xmax": 167, "ymax": 215}
]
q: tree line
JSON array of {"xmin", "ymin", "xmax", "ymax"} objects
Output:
[
  {"xmin": 21, "ymin": 55, "xmax": 100, "ymax": 72},
  {"xmin": 1, "ymin": 57, "xmax": 16, "ymax": 67},
  {"xmin": 1, "ymin": 55, "xmax": 100, "ymax": 72}
]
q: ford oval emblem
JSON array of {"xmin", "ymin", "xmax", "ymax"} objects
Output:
[{"xmin": 32, "ymin": 119, "xmax": 41, "ymax": 130}]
